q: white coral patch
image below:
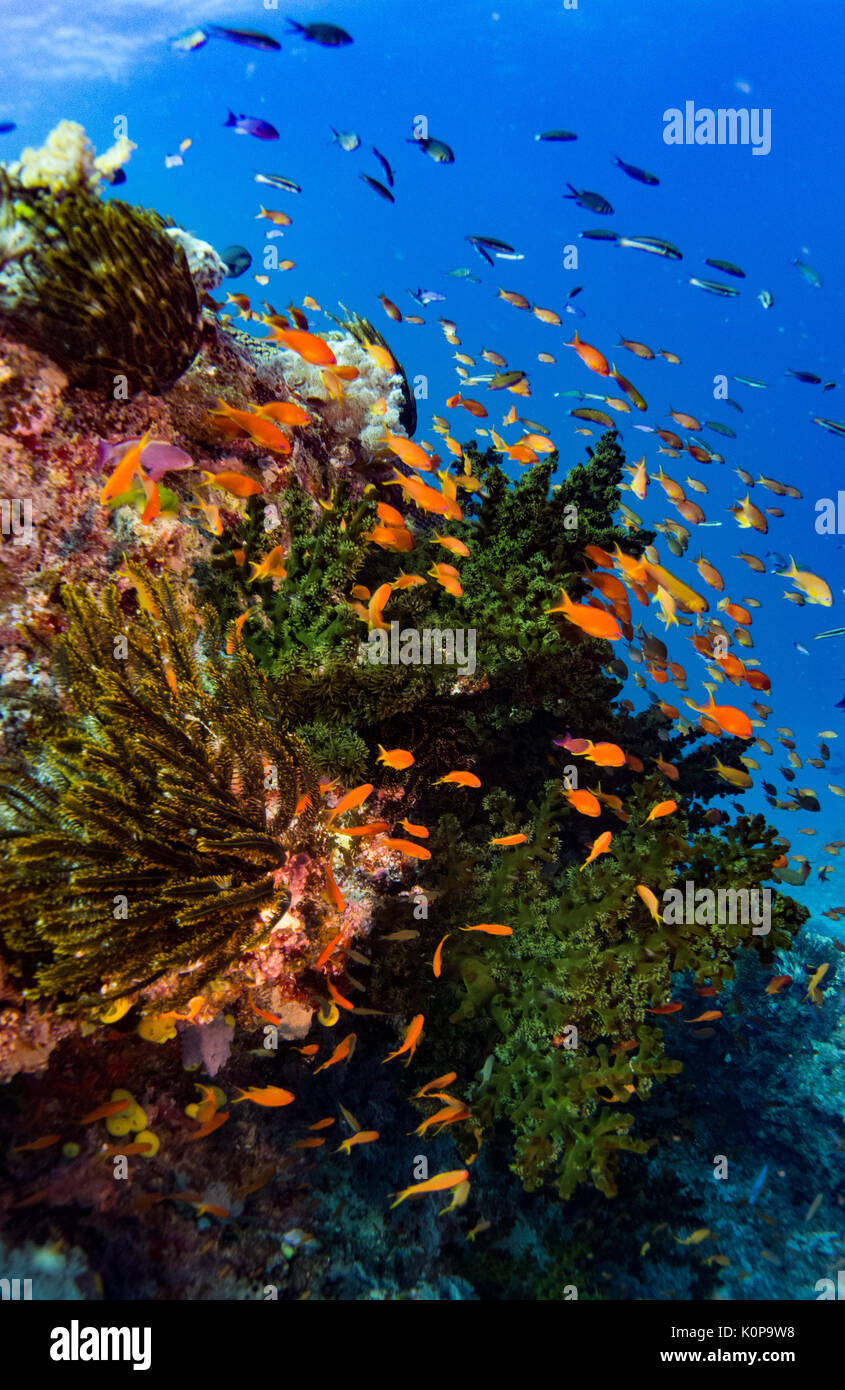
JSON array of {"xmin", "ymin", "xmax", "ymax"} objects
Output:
[{"xmin": 263, "ymin": 333, "xmax": 405, "ymax": 453}]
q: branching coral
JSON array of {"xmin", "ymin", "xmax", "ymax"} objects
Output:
[
  {"xmin": 0, "ymin": 563, "xmax": 323, "ymax": 1014},
  {"xmin": 419, "ymin": 780, "xmax": 804, "ymax": 1199}
]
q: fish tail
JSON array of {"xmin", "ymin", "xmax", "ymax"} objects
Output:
[{"xmin": 224, "ymin": 111, "xmax": 238, "ymax": 127}]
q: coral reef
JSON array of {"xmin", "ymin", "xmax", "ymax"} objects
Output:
[
  {"xmin": 0, "ymin": 163, "xmax": 826, "ymax": 1300},
  {"xmin": 0, "ymin": 564, "xmax": 332, "ymax": 1017},
  {"xmin": 0, "ymin": 167, "xmax": 201, "ymax": 394}
]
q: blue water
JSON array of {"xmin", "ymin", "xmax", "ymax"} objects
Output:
[{"xmin": 4, "ymin": 0, "xmax": 845, "ymax": 912}]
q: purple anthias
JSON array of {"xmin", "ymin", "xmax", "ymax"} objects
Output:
[
  {"xmin": 97, "ymin": 437, "xmax": 194, "ymax": 484},
  {"xmin": 552, "ymin": 732, "xmax": 590, "ymax": 754},
  {"xmin": 224, "ymin": 111, "xmax": 280, "ymax": 141}
]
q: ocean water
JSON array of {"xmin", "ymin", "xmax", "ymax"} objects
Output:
[{"xmin": 1, "ymin": 0, "xmax": 844, "ymax": 1323}]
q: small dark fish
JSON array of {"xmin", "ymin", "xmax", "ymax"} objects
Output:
[
  {"xmin": 409, "ymin": 136, "xmax": 454, "ymax": 163},
  {"xmin": 286, "ymin": 19, "xmax": 352, "ymax": 46},
  {"xmin": 613, "ymin": 155, "xmax": 659, "ymax": 185},
  {"xmin": 220, "ymin": 244, "xmax": 252, "ymax": 278},
  {"xmin": 837, "ymin": 692, "xmax": 845, "ymax": 711},
  {"xmin": 705, "ymin": 257, "xmax": 745, "ymax": 278},
  {"xmin": 224, "ymin": 111, "xmax": 279, "ymax": 141},
  {"xmin": 689, "ymin": 276, "xmax": 740, "ymax": 297},
  {"xmin": 535, "ymin": 129, "xmax": 577, "ymax": 141},
  {"xmin": 579, "ymin": 228, "xmax": 620, "ymax": 241},
  {"xmin": 471, "ymin": 242, "xmax": 494, "ymax": 266},
  {"xmin": 793, "ymin": 258, "xmax": 821, "ymax": 289},
  {"xmin": 617, "ymin": 234, "xmax": 681, "ymax": 259},
  {"xmin": 704, "ymin": 420, "xmax": 736, "ymax": 438},
  {"xmin": 823, "ymin": 381, "xmax": 836, "ymax": 391},
  {"xmin": 813, "ymin": 417, "xmax": 845, "ymax": 438},
  {"xmin": 787, "ymin": 369, "xmax": 822, "ymax": 384},
  {"xmin": 724, "ymin": 398, "xmax": 744, "ymax": 413},
  {"xmin": 758, "ymin": 289, "xmax": 774, "ymax": 309},
  {"xmin": 0, "ymin": 122, "xmax": 18, "ymax": 134},
  {"xmin": 208, "ymin": 24, "xmax": 281, "ymax": 51},
  {"xmin": 104, "ymin": 167, "xmax": 127, "ymax": 186},
  {"xmin": 360, "ymin": 173, "xmax": 395, "ymax": 203},
  {"xmin": 255, "ymin": 173, "xmax": 301, "ymax": 193},
  {"xmin": 489, "ymin": 370, "xmax": 529, "ymax": 390},
  {"xmin": 564, "ymin": 184, "xmax": 613, "ymax": 214},
  {"xmin": 371, "ymin": 146, "xmax": 394, "ymax": 187},
  {"xmin": 467, "ymin": 234, "xmax": 515, "ymax": 254},
  {"xmin": 408, "ymin": 288, "xmax": 445, "ymax": 306}
]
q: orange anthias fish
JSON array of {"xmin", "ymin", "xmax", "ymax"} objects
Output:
[
  {"xmin": 313, "ymin": 1032, "xmax": 357, "ymax": 1074},
  {"xmin": 580, "ymin": 830, "xmax": 612, "ymax": 870},
  {"xmin": 327, "ymin": 978, "xmax": 356, "ymax": 1012},
  {"xmin": 381, "ymin": 837, "xmax": 432, "ymax": 860},
  {"xmin": 329, "ymin": 783, "xmax": 374, "ymax": 822},
  {"xmin": 201, "ymin": 470, "xmax": 264, "ymax": 498},
  {"xmin": 435, "ymin": 770, "xmax": 482, "ymax": 788},
  {"xmin": 566, "ymin": 331, "xmax": 610, "ymax": 377},
  {"xmin": 643, "ymin": 800, "xmax": 678, "ymax": 823},
  {"xmin": 400, "ymin": 818, "xmax": 429, "ymax": 838},
  {"xmin": 565, "ymin": 788, "xmax": 602, "ymax": 817},
  {"xmin": 390, "ymin": 1168, "xmax": 470, "ymax": 1208},
  {"xmin": 336, "ymin": 1130, "xmax": 380, "ymax": 1155},
  {"xmin": 433, "ymin": 533, "xmax": 470, "ymax": 557},
  {"xmin": 432, "ymin": 933, "xmax": 450, "ymax": 977},
  {"xmin": 428, "ymin": 562, "xmax": 463, "ymax": 597},
  {"xmin": 249, "ymin": 545, "xmax": 288, "ymax": 583},
  {"xmin": 415, "ymin": 1072, "xmax": 458, "ymax": 1098},
  {"xmin": 187, "ymin": 1111, "xmax": 230, "ymax": 1141},
  {"xmin": 490, "ymin": 832, "xmax": 528, "ymax": 845},
  {"xmin": 377, "ymin": 745, "xmax": 415, "ymax": 770},
  {"xmin": 270, "ymin": 328, "xmax": 337, "ymax": 365},
  {"xmin": 12, "ymin": 1133, "xmax": 63, "ymax": 1152},
  {"xmin": 384, "ymin": 429, "xmax": 434, "ymax": 472},
  {"xmin": 765, "ymin": 975, "xmax": 792, "ymax": 995},
  {"xmin": 636, "ymin": 884, "xmax": 662, "ymax": 925},
  {"xmin": 460, "ymin": 922, "xmax": 513, "ymax": 936},
  {"xmin": 411, "ymin": 1104, "xmax": 470, "ymax": 1137},
  {"xmin": 324, "ymin": 862, "xmax": 346, "ymax": 913},
  {"xmin": 686, "ymin": 1010, "xmax": 723, "ymax": 1023},
  {"xmin": 583, "ymin": 741, "xmax": 626, "ymax": 767},
  {"xmin": 687, "ymin": 692, "xmax": 753, "ymax": 739},
  {"xmin": 315, "ymin": 931, "xmax": 344, "ymax": 970},
  {"xmin": 547, "ymin": 588, "xmax": 621, "ymax": 641},
  {"xmin": 99, "ymin": 428, "xmax": 153, "ymax": 504},
  {"xmin": 258, "ymin": 400, "xmax": 310, "ymax": 426},
  {"xmin": 384, "ymin": 469, "xmax": 462, "ymax": 521},
  {"xmin": 330, "ymin": 821, "xmax": 390, "ymax": 838},
  {"xmin": 233, "ymin": 1086, "xmax": 295, "ymax": 1107},
  {"xmin": 646, "ymin": 1001, "xmax": 682, "ymax": 1015},
  {"xmin": 382, "ymin": 1013, "xmax": 424, "ymax": 1066},
  {"xmin": 79, "ymin": 1099, "xmax": 132, "ymax": 1125}
]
